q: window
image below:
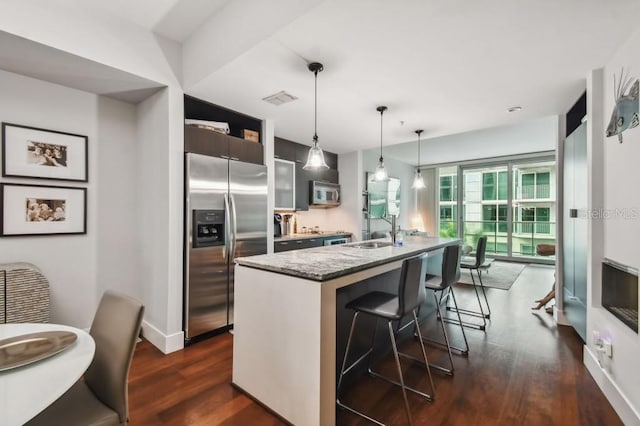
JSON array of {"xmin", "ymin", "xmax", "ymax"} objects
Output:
[
  {"xmin": 442, "ymin": 159, "xmax": 555, "ymax": 259},
  {"xmin": 521, "ymin": 207, "xmax": 535, "ymax": 233},
  {"xmin": 536, "ymin": 172, "xmax": 550, "ymax": 198},
  {"xmin": 439, "ymin": 205, "xmax": 457, "ymax": 237},
  {"xmin": 440, "ymin": 176, "xmax": 457, "ymax": 202},
  {"xmin": 482, "ymin": 171, "xmax": 507, "ymax": 201},
  {"xmin": 498, "ymin": 171, "xmax": 508, "ymax": 200},
  {"xmin": 536, "ymin": 207, "xmax": 550, "ymax": 233},
  {"xmin": 482, "ymin": 205, "xmax": 496, "ymax": 232},
  {"xmin": 521, "ymin": 172, "xmax": 551, "ymax": 199},
  {"xmin": 482, "ymin": 204, "xmax": 507, "ymax": 233},
  {"xmin": 440, "ymin": 205, "xmax": 456, "ymax": 220},
  {"xmin": 520, "ymin": 244, "xmax": 534, "ymax": 255},
  {"xmin": 522, "ymin": 173, "xmax": 535, "ymax": 199},
  {"xmin": 498, "ymin": 205, "xmax": 508, "ymax": 233},
  {"xmin": 482, "ymin": 173, "xmax": 496, "ymax": 200}
]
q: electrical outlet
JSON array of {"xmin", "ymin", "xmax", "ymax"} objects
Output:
[{"xmin": 603, "ymin": 340, "xmax": 613, "ymax": 358}]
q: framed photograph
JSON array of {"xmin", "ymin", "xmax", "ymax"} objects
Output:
[
  {"xmin": 2, "ymin": 123, "xmax": 88, "ymax": 182},
  {"xmin": 0, "ymin": 183, "xmax": 87, "ymax": 236}
]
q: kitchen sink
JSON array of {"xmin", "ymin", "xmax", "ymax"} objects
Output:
[{"xmin": 347, "ymin": 241, "xmax": 394, "ymax": 249}]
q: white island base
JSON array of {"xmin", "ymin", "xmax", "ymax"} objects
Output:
[{"xmin": 232, "ymin": 237, "xmax": 458, "ymax": 426}]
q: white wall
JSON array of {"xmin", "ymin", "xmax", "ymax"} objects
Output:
[
  {"xmin": 583, "ymin": 27, "xmax": 640, "ymax": 425},
  {"xmin": 0, "ymin": 69, "xmax": 142, "ymax": 327},
  {"xmin": 0, "ymin": 3, "xmax": 186, "ymax": 352},
  {"xmin": 385, "ymin": 116, "xmax": 557, "ymax": 167},
  {"xmin": 96, "ymin": 97, "xmax": 140, "ymax": 301}
]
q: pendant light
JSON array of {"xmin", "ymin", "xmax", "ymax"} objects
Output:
[
  {"xmin": 303, "ymin": 62, "xmax": 329, "ymax": 170},
  {"xmin": 374, "ymin": 105, "xmax": 389, "ymax": 181},
  {"xmin": 412, "ymin": 129, "xmax": 425, "ymax": 189}
]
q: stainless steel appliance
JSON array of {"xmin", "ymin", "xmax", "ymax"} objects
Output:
[
  {"xmin": 323, "ymin": 236, "xmax": 351, "ymax": 246},
  {"xmin": 310, "ymin": 181, "xmax": 340, "ymax": 208},
  {"xmin": 184, "ymin": 152, "xmax": 267, "ymax": 342},
  {"xmin": 273, "ymin": 213, "xmax": 282, "ymax": 237}
]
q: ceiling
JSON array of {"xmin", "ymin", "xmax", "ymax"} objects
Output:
[
  {"xmin": 0, "ymin": 31, "xmax": 164, "ymax": 103},
  {"xmin": 74, "ymin": 0, "xmax": 230, "ymax": 42},
  {"xmin": 186, "ymin": 0, "xmax": 640, "ymax": 154},
  {"xmin": 41, "ymin": 0, "xmax": 640, "ymax": 154}
]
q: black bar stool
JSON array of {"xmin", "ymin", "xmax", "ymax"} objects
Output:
[
  {"xmin": 445, "ymin": 236, "xmax": 490, "ymax": 330},
  {"xmin": 419, "ymin": 244, "xmax": 469, "ymax": 375},
  {"xmin": 336, "ymin": 253, "xmax": 435, "ymax": 426}
]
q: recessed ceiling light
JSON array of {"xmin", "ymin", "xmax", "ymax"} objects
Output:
[
  {"xmin": 507, "ymin": 106, "xmax": 523, "ymax": 113},
  {"xmin": 262, "ymin": 91, "xmax": 298, "ymax": 106}
]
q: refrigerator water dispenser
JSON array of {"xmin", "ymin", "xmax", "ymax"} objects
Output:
[{"xmin": 192, "ymin": 209, "xmax": 225, "ymax": 248}]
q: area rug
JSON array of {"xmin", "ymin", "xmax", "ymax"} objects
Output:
[{"xmin": 457, "ymin": 261, "xmax": 526, "ymax": 290}]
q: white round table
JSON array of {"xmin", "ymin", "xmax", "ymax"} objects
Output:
[{"xmin": 0, "ymin": 323, "xmax": 95, "ymax": 426}]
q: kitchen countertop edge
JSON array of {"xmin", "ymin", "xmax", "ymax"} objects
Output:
[{"xmin": 236, "ymin": 237, "xmax": 460, "ymax": 282}]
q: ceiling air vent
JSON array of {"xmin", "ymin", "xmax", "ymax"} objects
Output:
[{"xmin": 262, "ymin": 91, "xmax": 298, "ymax": 106}]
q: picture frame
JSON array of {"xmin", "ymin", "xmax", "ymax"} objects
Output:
[
  {"xmin": 2, "ymin": 122, "xmax": 88, "ymax": 182},
  {"xmin": 0, "ymin": 183, "xmax": 87, "ymax": 236}
]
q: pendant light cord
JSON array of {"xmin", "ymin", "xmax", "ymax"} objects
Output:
[
  {"xmin": 415, "ymin": 129, "xmax": 423, "ymax": 169},
  {"xmin": 417, "ymin": 132, "xmax": 420, "ymax": 168},
  {"xmin": 313, "ymin": 69, "xmax": 318, "ymax": 146},
  {"xmin": 379, "ymin": 108, "xmax": 384, "ymax": 162}
]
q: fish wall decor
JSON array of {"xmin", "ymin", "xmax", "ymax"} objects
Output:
[{"xmin": 606, "ymin": 69, "xmax": 639, "ymax": 143}]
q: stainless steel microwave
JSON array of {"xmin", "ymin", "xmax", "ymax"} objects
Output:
[{"xmin": 310, "ymin": 181, "xmax": 340, "ymax": 208}]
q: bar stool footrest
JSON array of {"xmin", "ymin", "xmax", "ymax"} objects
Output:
[
  {"xmin": 442, "ymin": 316, "xmax": 486, "ymax": 331},
  {"xmin": 420, "ymin": 335, "xmax": 469, "ymax": 356},
  {"xmin": 447, "ymin": 305, "xmax": 490, "ymax": 319},
  {"xmin": 399, "ymin": 352, "xmax": 453, "ymax": 376},
  {"xmin": 367, "ymin": 368, "xmax": 434, "ymax": 400},
  {"xmin": 337, "ymin": 400, "xmax": 386, "ymax": 426}
]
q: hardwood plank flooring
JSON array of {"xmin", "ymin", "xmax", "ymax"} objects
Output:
[{"xmin": 128, "ymin": 264, "xmax": 621, "ymax": 425}]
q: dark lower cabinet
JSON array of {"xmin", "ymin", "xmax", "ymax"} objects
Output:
[{"xmin": 274, "ymin": 238, "xmax": 324, "ymax": 252}]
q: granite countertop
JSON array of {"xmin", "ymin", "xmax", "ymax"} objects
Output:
[
  {"xmin": 236, "ymin": 236, "xmax": 460, "ymax": 281},
  {"xmin": 274, "ymin": 231, "xmax": 351, "ymax": 242}
]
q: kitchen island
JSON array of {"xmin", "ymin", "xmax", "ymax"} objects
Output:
[{"xmin": 232, "ymin": 236, "xmax": 459, "ymax": 426}]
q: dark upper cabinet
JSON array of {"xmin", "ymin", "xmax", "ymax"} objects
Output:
[
  {"xmin": 229, "ymin": 138, "xmax": 263, "ymax": 165},
  {"xmin": 275, "ymin": 137, "xmax": 339, "ymax": 210},
  {"xmin": 295, "ymin": 164, "xmax": 309, "ymax": 211},
  {"xmin": 275, "ymin": 137, "xmax": 338, "ymax": 170},
  {"xmin": 185, "ymin": 126, "xmax": 264, "ymax": 165},
  {"xmin": 184, "ymin": 125, "xmax": 229, "ymax": 158},
  {"xmin": 184, "ymin": 95, "xmax": 264, "ymax": 165},
  {"xmin": 274, "ymin": 137, "xmax": 296, "ymax": 161},
  {"xmin": 324, "ymin": 151, "xmax": 338, "ymax": 170},
  {"xmin": 294, "ymin": 143, "xmax": 308, "ymax": 165}
]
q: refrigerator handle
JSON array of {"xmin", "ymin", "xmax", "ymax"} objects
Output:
[
  {"xmin": 224, "ymin": 193, "xmax": 232, "ymax": 261},
  {"xmin": 230, "ymin": 193, "xmax": 238, "ymax": 258}
]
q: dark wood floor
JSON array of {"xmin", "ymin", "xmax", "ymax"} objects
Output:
[{"xmin": 128, "ymin": 265, "xmax": 621, "ymax": 425}]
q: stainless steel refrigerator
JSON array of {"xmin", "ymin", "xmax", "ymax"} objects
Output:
[{"xmin": 184, "ymin": 152, "xmax": 267, "ymax": 342}]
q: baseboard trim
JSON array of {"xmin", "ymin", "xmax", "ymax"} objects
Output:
[
  {"xmin": 141, "ymin": 320, "xmax": 184, "ymax": 354},
  {"xmin": 584, "ymin": 345, "xmax": 640, "ymax": 426},
  {"xmin": 554, "ymin": 307, "xmax": 571, "ymax": 326}
]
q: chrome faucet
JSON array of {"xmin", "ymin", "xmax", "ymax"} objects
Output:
[{"xmin": 391, "ymin": 214, "xmax": 396, "ymax": 245}]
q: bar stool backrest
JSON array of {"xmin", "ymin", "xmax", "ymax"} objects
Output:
[
  {"xmin": 441, "ymin": 244, "xmax": 461, "ymax": 288},
  {"xmin": 397, "ymin": 253, "xmax": 428, "ymax": 317},
  {"xmin": 472, "ymin": 236, "xmax": 487, "ymax": 269}
]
